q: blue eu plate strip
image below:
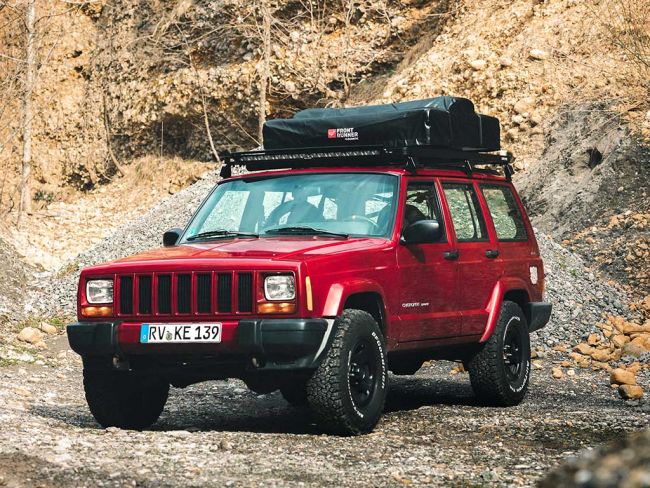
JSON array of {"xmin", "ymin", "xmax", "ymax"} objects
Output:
[{"xmin": 140, "ymin": 324, "xmax": 150, "ymax": 343}]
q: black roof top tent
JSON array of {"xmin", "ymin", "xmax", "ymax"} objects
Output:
[{"xmin": 221, "ymin": 96, "xmax": 514, "ymax": 180}]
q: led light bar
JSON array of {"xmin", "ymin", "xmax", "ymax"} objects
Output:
[{"xmin": 237, "ymin": 149, "xmax": 382, "ymax": 163}]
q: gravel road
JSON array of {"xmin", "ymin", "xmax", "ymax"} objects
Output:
[{"xmin": 1, "ymin": 336, "xmax": 648, "ymax": 488}]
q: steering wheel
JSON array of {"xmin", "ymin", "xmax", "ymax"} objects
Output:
[
  {"xmin": 342, "ymin": 215, "xmax": 379, "ymax": 231},
  {"xmin": 264, "ymin": 200, "xmax": 296, "ymax": 227}
]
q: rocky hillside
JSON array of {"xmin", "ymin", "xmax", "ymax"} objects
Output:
[
  {"xmin": 0, "ymin": 237, "xmax": 33, "ymax": 324},
  {"xmin": 516, "ymin": 105, "xmax": 650, "ymax": 297},
  {"xmin": 2, "ymin": 0, "xmax": 648, "ymax": 295},
  {"xmin": 2, "ymin": 1, "xmax": 647, "ymax": 188}
]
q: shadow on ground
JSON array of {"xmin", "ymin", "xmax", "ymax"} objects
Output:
[{"xmin": 30, "ymin": 371, "xmax": 626, "ymax": 438}]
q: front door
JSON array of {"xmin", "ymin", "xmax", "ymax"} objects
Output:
[
  {"xmin": 441, "ymin": 181, "xmax": 503, "ymax": 336},
  {"xmin": 397, "ymin": 179, "xmax": 461, "ymax": 341}
]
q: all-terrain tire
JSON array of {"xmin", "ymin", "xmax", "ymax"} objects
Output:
[
  {"xmin": 466, "ymin": 301, "xmax": 531, "ymax": 406},
  {"xmin": 83, "ymin": 363, "xmax": 169, "ymax": 430},
  {"xmin": 306, "ymin": 309, "xmax": 388, "ymax": 435}
]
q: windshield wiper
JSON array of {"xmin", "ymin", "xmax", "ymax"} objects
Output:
[
  {"xmin": 264, "ymin": 226, "xmax": 349, "ymax": 239},
  {"xmin": 186, "ymin": 229, "xmax": 259, "ymax": 242}
]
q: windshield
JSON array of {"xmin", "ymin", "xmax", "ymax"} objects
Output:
[{"xmin": 182, "ymin": 173, "xmax": 399, "ymax": 242}]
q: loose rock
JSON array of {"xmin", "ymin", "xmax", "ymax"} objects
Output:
[
  {"xmin": 17, "ymin": 327, "xmax": 44, "ymax": 344},
  {"xmin": 610, "ymin": 368, "xmax": 637, "ymax": 386},
  {"xmin": 618, "ymin": 384, "xmax": 644, "ymax": 400}
]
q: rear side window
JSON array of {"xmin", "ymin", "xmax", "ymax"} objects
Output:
[
  {"xmin": 481, "ymin": 185, "xmax": 528, "ymax": 241},
  {"xmin": 442, "ymin": 182, "xmax": 488, "ymax": 242}
]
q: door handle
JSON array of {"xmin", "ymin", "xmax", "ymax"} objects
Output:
[
  {"xmin": 485, "ymin": 249, "xmax": 499, "ymax": 258},
  {"xmin": 444, "ymin": 250, "xmax": 459, "ymax": 260}
]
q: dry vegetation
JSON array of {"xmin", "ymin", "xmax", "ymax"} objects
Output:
[{"xmin": 0, "ymin": 0, "xmax": 648, "ymax": 280}]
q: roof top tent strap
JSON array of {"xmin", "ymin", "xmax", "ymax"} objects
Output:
[
  {"xmin": 504, "ymin": 162, "xmax": 514, "ymax": 182},
  {"xmin": 220, "ymin": 162, "xmax": 232, "ymax": 179},
  {"xmin": 405, "ymin": 156, "xmax": 417, "ymax": 174},
  {"xmin": 219, "ymin": 151, "xmax": 235, "ymax": 179}
]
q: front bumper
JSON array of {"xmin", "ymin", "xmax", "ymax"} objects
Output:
[{"xmin": 67, "ymin": 318, "xmax": 332, "ymax": 371}]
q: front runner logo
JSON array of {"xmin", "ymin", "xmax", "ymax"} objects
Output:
[{"xmin": 327, "ymin": 127, "xmax": 359, "ymax": 141}]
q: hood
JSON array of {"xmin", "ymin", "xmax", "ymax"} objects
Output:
[{"xmin": 85, "ymin": 236, "xmax": 392, "ymax": 272}]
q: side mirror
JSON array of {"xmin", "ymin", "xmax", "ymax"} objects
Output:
[
  {"xmin": 163, "ymin": 228, "xmax": 183, "ymax": 247},
  {"xmin": 401, "ymin": 219, "xmax": 442, "ymax": 245}
]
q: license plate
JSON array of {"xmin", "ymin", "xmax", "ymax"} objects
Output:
[{"xmin": 140, "ymin": 323, "xmax": 222, "ymax": 344}]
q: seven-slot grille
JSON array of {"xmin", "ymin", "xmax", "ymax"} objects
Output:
[{"xmin": 117, "ymin": 272, "xmax": 254, "ymax": 316}]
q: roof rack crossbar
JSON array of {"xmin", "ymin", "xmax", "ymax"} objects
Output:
[{"xmin": 220, "ymin": 145, "xmax": 513, "ymax": 180}]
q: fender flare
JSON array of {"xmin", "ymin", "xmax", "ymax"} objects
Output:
[
  {"xmin": 321, "ymin": 279, "xmax": 387, "ymax": 318},
  {"xmin": 479, "ymin": 278, "xmax": 531, "ymax": 342}
]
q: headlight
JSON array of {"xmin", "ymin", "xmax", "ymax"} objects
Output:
[
  {"xmin": 86, "ymin": 279, "xmax": 114, "ymax": 304},
  {"xmin": 264, "ymin": 275, "xmax": 295, "ymax": 301}
]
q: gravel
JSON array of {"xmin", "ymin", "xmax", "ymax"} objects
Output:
[
  {"xmin": 534, "ymin": 232, "xmax": 630, "ymax": 347},
  {"xmin": 0, "ymin": 237, "xmax": 35, "ymax": 327},
  {"xmin": 27, "ymin": 170, "xmax": 221, "ymax": 318},
  {"xmin": 29, "ymin": 171, "xmax": 631, "ymax": 349},
  {"xmin": 0, "ymin": 336, "xmax": 647, "ymax": 487},
  {"xmin": 539, "ymin": 428, "xmax": 650, "ymax": 488}
]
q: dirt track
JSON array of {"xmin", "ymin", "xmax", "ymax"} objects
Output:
[{"xmin": 0, "ymin": 336, "xmax": 648, "ymax": 488}]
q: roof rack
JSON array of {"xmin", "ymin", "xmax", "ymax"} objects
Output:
[{"xmin": 220, "ymin": 145, "xmax": 514, "ymax": 181}]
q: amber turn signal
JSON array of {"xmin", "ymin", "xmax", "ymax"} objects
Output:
[
  {"xmin": 256, "ymin": 302, "xmax": 296, "ymax": 314},
  {"xmin": 81, "ymin": 305, "xmax": 114, "ymax": 318}
]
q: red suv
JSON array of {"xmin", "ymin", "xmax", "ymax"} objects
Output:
[{"xmin": 68, "ymin": 98, "xmax": 551, "ymax": 435}]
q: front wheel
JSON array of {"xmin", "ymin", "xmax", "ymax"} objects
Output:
[
  {"xmin": 83, "ymin": 363, "xmax": 169, "ymax": 430},
  {"xmin": 466, "ymin": 301, "xmax": 531, "ymax": 406},
  {"xmin": 306, "ymin": 309, "xmax": 388, "ymax": 435}
]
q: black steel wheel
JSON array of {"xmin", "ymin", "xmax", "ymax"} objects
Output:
[
  {"xmin": 348, "ymin": 339, "xmax": 380, "ymax": 408},
  {"xmin": 503, "ymin": 321, "xmax": 524, "ymax": 383}
]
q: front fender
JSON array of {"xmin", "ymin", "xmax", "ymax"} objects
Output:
[{"xmin": 321, "ymin": 279, "xmax": 387, "ymax": 318}]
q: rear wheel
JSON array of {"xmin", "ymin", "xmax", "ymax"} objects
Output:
[
  {"xmin": 466, "ymin": 301, "xmax": 531, "ymax": 406},
  {"xmin": 306, "ymin": 309, "xmax": 388, "ymax": 435},
  {"xmin": 83, "ymin": 360, "xmax": 169, "ymax": 430}
]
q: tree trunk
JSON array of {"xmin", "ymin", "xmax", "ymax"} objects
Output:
[
  {"xmin": 258, "ymin": 0, "xmax": 271, "ymax": 145},
  {"xmin": 20, "ymin": 0, "xmax": 36, "ymax": 216}
]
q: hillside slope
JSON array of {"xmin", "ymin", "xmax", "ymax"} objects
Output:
[
  {"xmin": 2, "ymin": 0, "xmax": 646, "ymax": 194},
  {"xmin": 1, "ymin": 0, "xmax": 648, "ymax": 293}
]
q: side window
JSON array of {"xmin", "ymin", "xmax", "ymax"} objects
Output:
[
  {"xmin": 481, "ymin": 185, "xmax": 528, "ymax": 241},
  {"xmin": 403, "ymin": 182, "xmax": 446, "ymax": 242},
  {"xmin": 442, "ymin": 182, "xmax": 488, "ymax": 242}
]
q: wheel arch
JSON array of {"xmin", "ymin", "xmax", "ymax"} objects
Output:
[
  {"xmin": 480, "ymin": 280, "xmax": 531, "ymax": 342},
  {"xmin": 321, "ymin": 281, "xmax": 388, "ymax": 335},
  {"xmin": 503, "ymin": 288, "xmax": 531, "ymax": 324},
  {"xmin": 343, "ymin": 292, "xmax": 387, "ymax": 335}
]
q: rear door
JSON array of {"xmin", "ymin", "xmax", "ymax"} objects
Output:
[
  {"xmin": 479, "ymin": 182, "xmax": 534, "ymax": 292},
  {"xmin": 397, "ymin": 178, "xmax": 461, "ymax": 341},
  {"xmin": 440, "ymin": 180, "xmax": 503, "ymax": 337}
]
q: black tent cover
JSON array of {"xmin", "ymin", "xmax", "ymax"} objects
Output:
[{"xmin": 262, "ymin": 96, "xmax": 500, "ymax": 152}]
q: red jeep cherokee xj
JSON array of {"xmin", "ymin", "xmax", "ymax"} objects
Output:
[{"xmin": 67, "ymin": 97, "xmax": 551, "ymax": 435}]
